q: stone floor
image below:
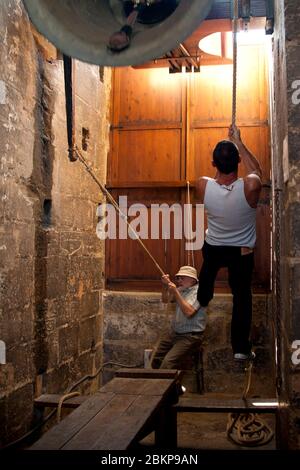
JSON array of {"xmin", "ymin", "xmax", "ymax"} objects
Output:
[{"xmin": 139, "ymin": 393, "xmax": 276, "ymax": 451}]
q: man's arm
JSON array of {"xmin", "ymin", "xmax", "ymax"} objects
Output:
[
  {"xmin": 167, "ymin": 282, "xmax": 197, "ymax": 317},
  {"xmin": 229, "ymin": 125, "xmax": 262, "ymax": 208},
  {"xmin": 228, "ymin": 125, "xmax": 262, "ymax": 178},
  {"xmin": 195, "ymin": 177, "xmax": 209, "ymax": 204}
]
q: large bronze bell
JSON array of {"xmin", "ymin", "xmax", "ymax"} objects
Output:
[{"xmin": 23, "ymin": 0, "xmax": 213, "ymax": 66}]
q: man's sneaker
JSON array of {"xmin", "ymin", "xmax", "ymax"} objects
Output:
[{"xmin": 234, "ymin": 351, "xmax": 256, "ymax": 361}]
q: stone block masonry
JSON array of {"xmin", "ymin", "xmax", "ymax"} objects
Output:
[
  {"xmin": 0, "ymin": 0, "xmax": 111, "ymax": 447},
  {"xmin": 272, "ymin": 0, "xmax": 300, "ymax": 449}
]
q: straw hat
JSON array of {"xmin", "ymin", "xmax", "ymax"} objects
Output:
[{"xmin": 175, "ymin": 266, "xmax": 198, "ymax": 281}]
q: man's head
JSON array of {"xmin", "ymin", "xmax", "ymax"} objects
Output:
[
  {"xmin": 212, "ymin": 140, "xmax": 240, "ymax": 174},
  {"xmin": 175, "ymin": 266, "xmax": 198, "ymax": 289}
]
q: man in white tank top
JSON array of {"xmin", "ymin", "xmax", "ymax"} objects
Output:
[{"xmin": 196, "ymin": 125, "xmax": 262, "ymax": 360}]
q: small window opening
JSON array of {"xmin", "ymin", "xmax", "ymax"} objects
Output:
[{"xmin": 82, "ymin": 127, "xmax": 90, "ymax": 152}]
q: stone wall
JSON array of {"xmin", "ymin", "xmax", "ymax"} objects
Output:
[
  {"xmin": 0, "ymin": 1, "xmax": 111, "ymax": 447},
  {"xmin": 272, "ymin": 0, "xmax": 300, "ymax": 450}
]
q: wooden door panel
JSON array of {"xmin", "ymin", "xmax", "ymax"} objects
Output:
[
  {"xmin": 107, "ymin": 232, "xmax": 182, "ymax": 281},
  {"xmin": 110, "ymin": 129, "xmax": 182, "ymax": 183},
  {"xmin": 235, "ymin": 45, "xmax": 268, "ymax": 124},
  {"xmin": 190, "ymin": 66, "xmax": 233, "ymax": 125},
  {"xmin": 188, "ymin": 126, "xmax": 270, "ymax": 182},
  {"xmin": 190, "ymin": 45, "xmax": 268, "ymax": 126},
  {"xmin": 113, "ymin": 68, "xmax": 183, "ymax": 125},
  {"xmin": 188, "ymin": 127, "xmax": 229, "ymax": 181},
  {"xmin": 106, "ymin": 189, "xmax": 183, "ymax": 288}
]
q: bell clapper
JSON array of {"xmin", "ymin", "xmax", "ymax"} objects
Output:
[
  {"xmin": 108, "ymin": 0, "xmax": 169, "ymax": 53},
  {"xmin": 108, "ymin": 2, "xmax": 142, "ymax": 52}
]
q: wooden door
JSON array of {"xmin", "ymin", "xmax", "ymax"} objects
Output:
[{"xmin": 107, "ymin": 40, "xmax": 271, "ymax": 291}]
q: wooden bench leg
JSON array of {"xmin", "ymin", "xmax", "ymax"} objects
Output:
[{"xmin": 155, "ymin": 406, "xmax": 177, "ymax": 448}]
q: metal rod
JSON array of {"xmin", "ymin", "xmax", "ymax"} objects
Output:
[{"xmin": 63, "ymin": 55, "xmax": 77, "ymax": 162}]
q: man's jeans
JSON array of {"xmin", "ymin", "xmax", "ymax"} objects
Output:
[{"xmin": 197, "ymin": 241, "xmax": 254, "ymax": 355}]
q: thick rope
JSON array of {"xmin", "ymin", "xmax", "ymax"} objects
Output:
[
  {"xmin": 242, "ymin": 361, "xmax": 253, "ymax": 399},
  {"xmin": 232, "ymin": 0, "xmax": 239, "ymax": 126},
  {"xmin": 227, "ymin": 412, "xmax": 274, "ymax": 447},
  {"xmin": 226, "ymin": 359, "xmax": 274, "ymax": 447},
  {"xmin": 186, "ymin": 181, "xmax": 195, "ymax": 267}
]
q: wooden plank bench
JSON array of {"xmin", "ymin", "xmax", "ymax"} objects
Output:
[
  {"xmin": 31, "ymin": 369, "xmax": 181, "ymax": 450},
  {"xmin": 33, "ymin": 370, "xmax": 181, "ymax": 410}
]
